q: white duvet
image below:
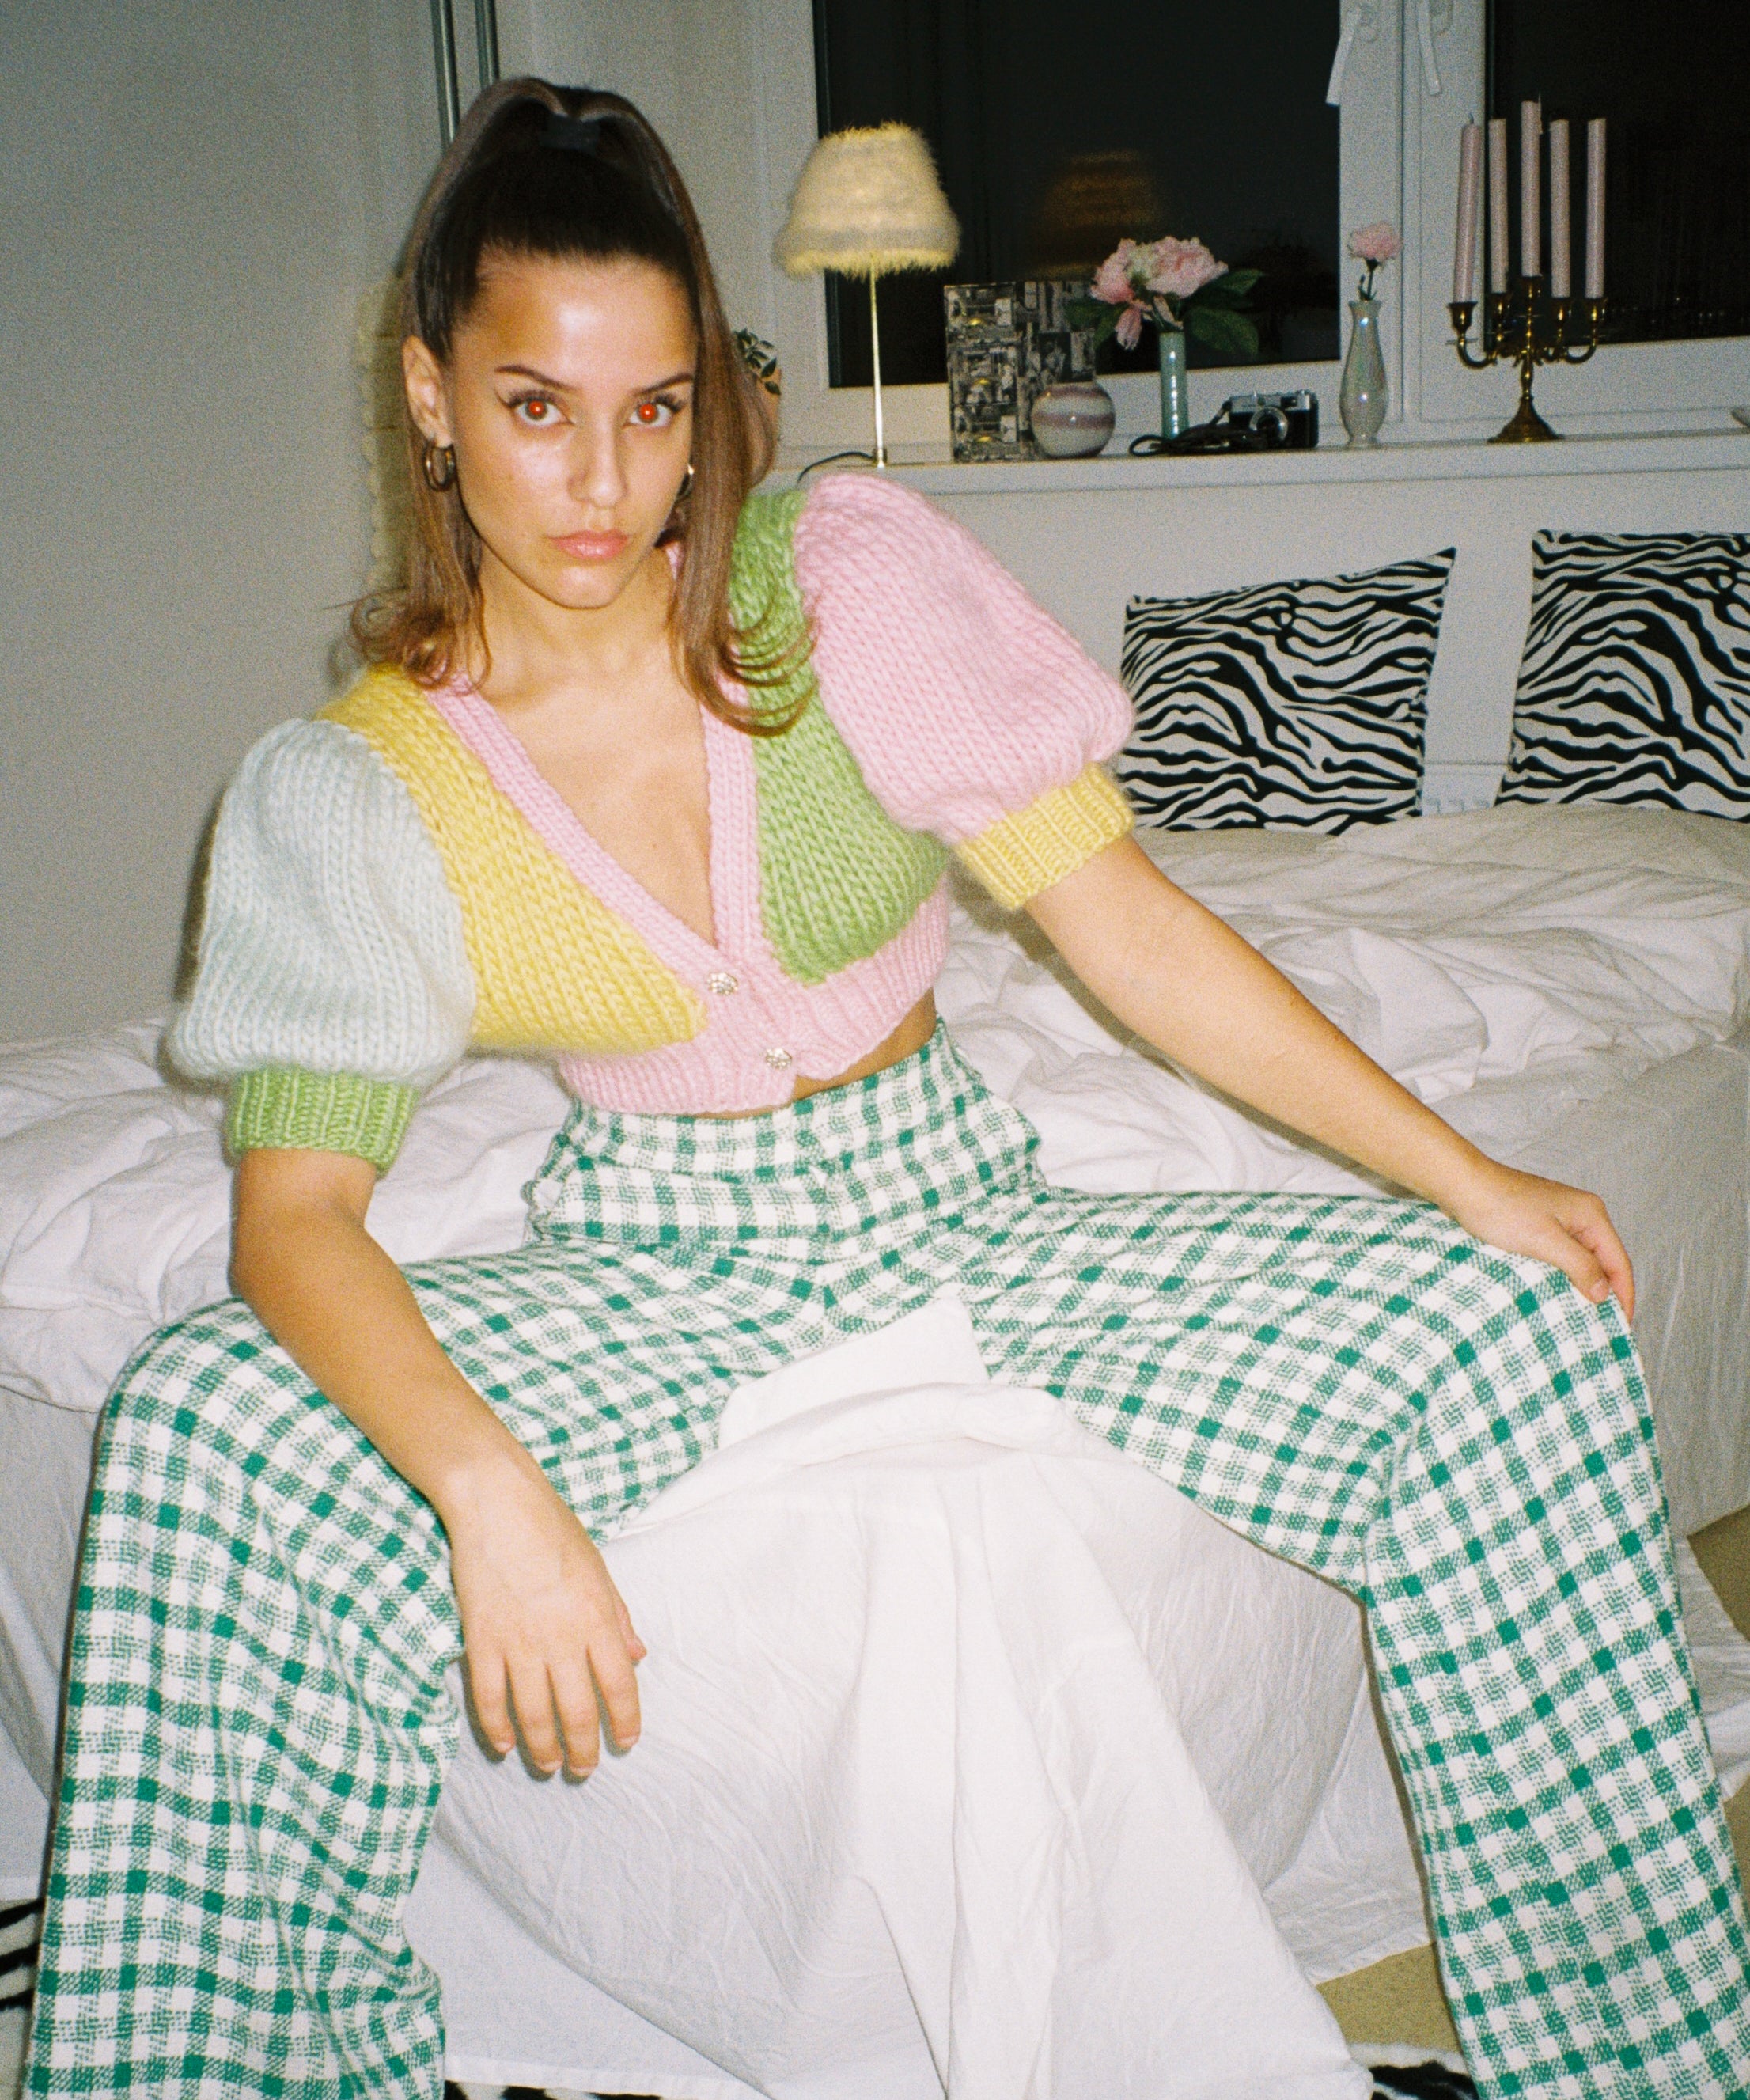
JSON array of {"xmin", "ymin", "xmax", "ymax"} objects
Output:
[{"xmin": 5, "ymin": 802, "xmax": 1750, "ymax": 2094}]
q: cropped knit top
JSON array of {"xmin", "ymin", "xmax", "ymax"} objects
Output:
[{"xmin": 171, "ymin": 472, "xmax": 1134, "ymax": 1165}]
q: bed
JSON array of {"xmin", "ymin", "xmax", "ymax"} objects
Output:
[{"xmin": 5, "ymin": 800, "xmax": 1750, "ymax": 2098}]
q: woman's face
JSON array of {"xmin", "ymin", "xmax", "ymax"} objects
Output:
[{"xmin": 403, "ymin": 251, "xmax": 696, "ymax": 619}]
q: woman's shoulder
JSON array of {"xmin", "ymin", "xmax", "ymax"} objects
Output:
[
  {"xmin": 732, "ymin": 469, "xmax": 941, "ymax": 572},
  {"xmin": 222, "ymin": 669, "xmax": 445, "ymax": 847}
]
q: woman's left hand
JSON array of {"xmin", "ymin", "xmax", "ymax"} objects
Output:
[{"xmin": 1441, "ymin": 1158, "xmax": 1635, "ymax": 1321}]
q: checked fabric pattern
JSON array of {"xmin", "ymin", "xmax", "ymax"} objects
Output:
[{"xmin": 28, "ymin": 1028, "xmax": 1750, "ymax": 2099}]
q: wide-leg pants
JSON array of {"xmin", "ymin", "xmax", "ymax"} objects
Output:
[{"xmin": 27, "ymin": 1028, "xmax": 1750, "ymax": 2098}]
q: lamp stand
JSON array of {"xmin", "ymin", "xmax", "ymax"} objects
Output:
[{"xmin": 868, "ymin": 269, "xmax": 888, "ymax": 470}]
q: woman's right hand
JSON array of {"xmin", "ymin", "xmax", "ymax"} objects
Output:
[
  {"xmin": 232, "ymin": 1148, "xmax": 646, "ymax": 1781},
  {"xmin": 440, "ymin": 1446, "xmax": 646, "ymax": 1776}
]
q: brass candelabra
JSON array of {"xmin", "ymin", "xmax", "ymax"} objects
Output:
[{"xmin": 1449, "ymin": 275, "xmax": 1604, "ymax": 442}]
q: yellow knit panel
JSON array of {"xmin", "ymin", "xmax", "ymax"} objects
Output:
[
  {"xmin": 322, "ymin": 669, "xmax": 706, "ymax": 1055},
  {"xmin": 955, "ymin": 764, "xmax": 1134, "ymax": 910}
]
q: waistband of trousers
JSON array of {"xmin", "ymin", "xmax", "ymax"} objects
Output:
[{"xmin": 530, "ymin": 1023, "xmax": 1033, "ymax": 1196}]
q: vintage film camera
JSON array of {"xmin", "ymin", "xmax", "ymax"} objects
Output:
[
  {"xmin": 1130, "ymin": 389, "xmax": 1320, "ymax": 457},
  {"xmin": 1219, "ymin": 390, "xmax": 1319, "ymax": 449}
]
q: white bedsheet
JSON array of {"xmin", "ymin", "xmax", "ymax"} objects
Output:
[{"xmin": 4, "ymin": 803, "xmax": 1750, "ymax": 2087}]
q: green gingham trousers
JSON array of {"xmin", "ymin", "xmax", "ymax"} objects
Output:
[{"xmin": 27, "ymin": 1027, "xmax": 1750, "ymax": 2099}]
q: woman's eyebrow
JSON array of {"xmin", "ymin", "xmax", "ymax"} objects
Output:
[
  {"xmin": 495, "ymin": 362, "xmax": 572, "ymax": 388},
  {"xmin": 493, "ymin": 362, "xmax": 696, "ymax": 393}
]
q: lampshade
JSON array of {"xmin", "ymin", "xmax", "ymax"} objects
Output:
[{"xmin": 774, "ymin": 124, "xmax": 960, "ymax": 279}]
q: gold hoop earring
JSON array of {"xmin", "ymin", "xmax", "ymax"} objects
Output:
[
  {"xmin": 422, "ymin": 440, "xmax": 457, "ymax": 492},
  {"xmin": 676, "ymin": 461, "xmax": 695, "ymax": 503}
]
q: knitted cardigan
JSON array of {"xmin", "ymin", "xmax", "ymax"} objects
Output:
[{"xmin": 172, "ymin": 472, "xmax": 1134, "ymax": 1162}]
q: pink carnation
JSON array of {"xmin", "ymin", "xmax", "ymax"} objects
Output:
[
  {"xmin": 1142, "ymin": 236, "xmax": 1226, "ymax": 301},
  {"xmin": 1348, "ymin": 222, "xmax": 1401, "ymax": 266}
]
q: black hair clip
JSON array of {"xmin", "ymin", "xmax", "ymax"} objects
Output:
[{"xmin": 541, "ymin": 110, "xmax": 609, "ymax": 154}]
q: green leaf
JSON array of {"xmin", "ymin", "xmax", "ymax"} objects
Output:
[
  {"xmin": 1184, "ymin": 305, "xmax": 1260, "ymax": 360},
  {"xmin": 1191, "ymin": 270, "xmax": 1262, "ymax": 309}
]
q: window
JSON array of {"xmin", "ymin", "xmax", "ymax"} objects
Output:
[
  {"xmin": 811, "ymin": 0, "xmax": 1341, "ymax": 390},
  {"xmin": 1489, "ymin": 0, "xmax": 1749, "ymax": 347},
  {"xmin": 746, "ymin": 0, "xmax": 1750, "ymax": 456}
]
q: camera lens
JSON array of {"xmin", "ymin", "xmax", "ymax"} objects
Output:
[{"xmin": 1258, "ymin": 406, "xmax": 1290, "ymax": 444}]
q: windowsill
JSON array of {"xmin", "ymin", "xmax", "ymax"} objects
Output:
[{"xmin": 772, "ymin": 426, "xmax": 1750, "ymax": 495}]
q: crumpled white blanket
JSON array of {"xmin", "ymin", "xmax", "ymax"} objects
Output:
[{"xmin": 411, "ymin": 1298, "xmax": 1373, "ymax": 2100}]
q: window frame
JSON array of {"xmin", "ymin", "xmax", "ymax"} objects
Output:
[{"xmin": 748, "ymin": 0, "xmax": 1750, "ymax": 461}]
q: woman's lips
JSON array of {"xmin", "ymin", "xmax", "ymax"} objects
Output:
[{"xmin": 552, "ymin": 529, "xmax": 630, "ymax": 561}]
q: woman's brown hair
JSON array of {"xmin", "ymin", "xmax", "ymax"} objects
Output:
[{"xmin": 351, "ymin": 79, "xmax": 783, "ymax": 730}]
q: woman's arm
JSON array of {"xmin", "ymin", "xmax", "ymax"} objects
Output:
[
  {"xmin": 232, "ymin": 1148, "xmax": 644, "ymax": 1775},
  {"xmin": 1027, "ymin": 837, "xmax": 1634, "ymax": 1315}
]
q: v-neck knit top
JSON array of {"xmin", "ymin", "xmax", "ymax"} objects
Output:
[{"xmin": 171, "ymin": 472, "xmax": 1134, "ymax": 1163}]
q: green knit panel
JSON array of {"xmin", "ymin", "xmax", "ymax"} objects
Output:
[
  {"xmin": 225, "ymin": 1067, "xmax": 418, "ymax": 1172},
  {"xmin": 729, "ymin": 490, "xmax": 947, "ymax": 987}
]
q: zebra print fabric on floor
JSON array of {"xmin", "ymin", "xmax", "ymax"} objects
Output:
[
  {"xmin": 1115, "ymin": 551, "xmax": 1454, "ymax": 832},
  {"xmin": 1497, "ymin": 531, "xmax": 1750, "ymax": 815}
]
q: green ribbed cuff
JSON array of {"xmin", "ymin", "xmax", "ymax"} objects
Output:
[{"xmin": 225, "ymin": 1067, "xmax": 419, "ymax": 1172}]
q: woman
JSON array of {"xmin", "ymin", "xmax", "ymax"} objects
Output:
[{"xmin": 26, "ymin": 78, "xmax": 1749, "ymax": 2100}]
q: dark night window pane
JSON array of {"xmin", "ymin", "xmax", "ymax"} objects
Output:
[
  {"xmin": 1490, "ymin": 0, "xmax": 1750, "ymax": 344},
  {"xmin": 812, "ymin": 0, "xmax": 1340, "ymax": 389}
]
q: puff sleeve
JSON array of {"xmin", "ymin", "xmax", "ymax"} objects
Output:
[
  {"xmin": 790, "ymin": 471, "xmax": 1135, "ymax": 907},
  {"xmin": 169, "ymin": 718, "xmax": 475, "ymax": 1169}
]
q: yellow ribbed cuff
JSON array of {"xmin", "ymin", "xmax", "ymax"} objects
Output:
[
  {"xmin": 955, "ymin": 764, "xmax": 1134, "ymax": 909},
  {"xmin": 225, "ymin": 1067, "xmax": 418, "ymax": 1173}
]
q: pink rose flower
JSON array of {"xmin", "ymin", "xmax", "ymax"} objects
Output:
[
  {"xmin": 1348, "ymin": 222, "xmax": 1401, "ymax": 266},
  {"xmin": 1114, "ymin": 302, "xmax": 1145, "ymax": 351},
  {"xmin": 1091, "ymin": 240, "xmax": 1146, "ymax": 305},
  {"xmin": 1144, "ymin": 236, "xmax": 1227, "ymax": 301}
]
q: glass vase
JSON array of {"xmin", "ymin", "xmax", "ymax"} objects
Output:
[
  {"xmin": 1339, "ymin": 296, "xmax": 1388, "ymax": 447},
  {"xmin": 1157, "ymin": 324, "xmax": 1191, "ymax": 439}
]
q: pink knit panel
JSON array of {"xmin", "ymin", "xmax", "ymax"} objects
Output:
[{"xmin": 791, "ymin": 472, "xmax": 1134, "ymax": 846}]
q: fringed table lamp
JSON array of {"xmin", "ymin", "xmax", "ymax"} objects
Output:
[{"xmin": 774, "ymin": 124, "xmax": 960, "ymax": 469}]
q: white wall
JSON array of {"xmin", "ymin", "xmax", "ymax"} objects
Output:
[{"xmin": 1, "ymin": 0, "xmax": 438, "ymax": 1039}]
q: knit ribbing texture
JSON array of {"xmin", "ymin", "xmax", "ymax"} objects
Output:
[
  {"xmin": 957, "ymin": 764, "xmax": 1134, "ymax": 908},
  {"xmin": 324, "ymin": 669, "xmax": 707, "ymax": 1055},
  {"xmin": 730, "ymin": 490, "xmax": 949, "ymax": 986},
  {"xmin": 225, "ymin": 1067, "xmax": 416, "ymax": 1169}
]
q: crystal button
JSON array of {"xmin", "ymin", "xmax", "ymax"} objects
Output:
[
  {"xmin": 763, "ymin": 1046, "xmax": 794, "ymax": 1071},
  {"xmin": 706, "ymin": 970, "xmax": 739, "ymax": 996}
]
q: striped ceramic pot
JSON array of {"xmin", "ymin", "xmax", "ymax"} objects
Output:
[{"xmin": 1030, "ymin": 380, "xmax": 1116, "ymax": 457}]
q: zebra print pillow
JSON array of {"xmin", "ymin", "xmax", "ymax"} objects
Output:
[
  {"xmin": 1116, "ymin": 552, "xmax": 1454, "ymax": 831},
  {"xmin": 1497, "ymin": 533, "xmax": 1750, "ymax": 815}
]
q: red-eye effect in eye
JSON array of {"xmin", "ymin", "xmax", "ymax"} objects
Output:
[{"xmin": 635, "ymin": 402, "xmax": 661, "ymax": 423}]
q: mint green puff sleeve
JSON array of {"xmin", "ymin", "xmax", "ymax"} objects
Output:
[{"xmin": 169, "ymin": 718, "xmax": 475, "ymax": 1170}]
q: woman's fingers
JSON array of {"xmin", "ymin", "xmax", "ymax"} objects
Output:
[
  {"xmin": 1451, "ymin": 1168, "xmax": 1635, "ymax": 1321},
  {"xmin": 610, "ymin": 1581, "xmax": 648, "ymax": 1663},
  {"xmin": 548, "ymin": 1655, "xmax": 602, "ymax": 1776},
  {"xmin": 592, "ymin": 1622, "xmax": 643, "ymax": 1752},
  {"xmin": 465, "ymin": 1644, "xmax": 516, "ymax": 1759},
  {"xmin": 1566, "ymin": 1205, "xmax": 1636, "ymax": 1321},
  {"xmin": 508, "ymin": 1652, "xmax": 564, "ymax": 1774}
]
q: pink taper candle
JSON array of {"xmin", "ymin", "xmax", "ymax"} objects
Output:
[
  {"xmin": 1585, "ymin": 118, "xmax": 1607, "ymax": 299},
  {"xmin": 1547, "ymin": 118, "xmax": 1571, "ymax": 298},
  {"xmin": 1487, "ymin": 117, "xmax": 1510, "ymax": 293},
  {"xmin": 1520, "ymin": 100, "xmax": 1542, "ymax": 278},
  {"xmin": 1454, "ymin": 121, "xmax": 1483, "ymax": 303}
]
